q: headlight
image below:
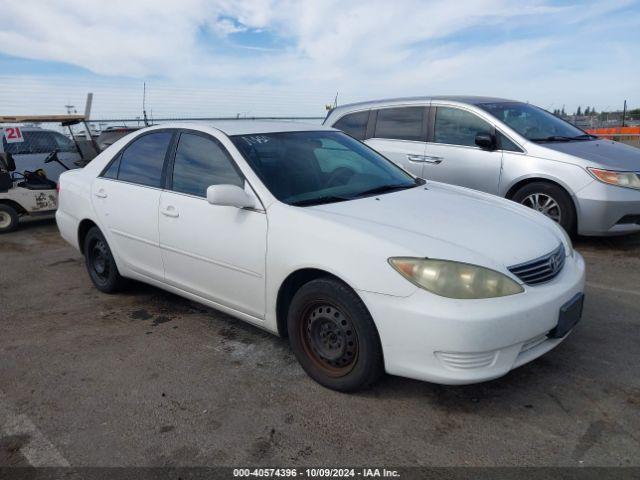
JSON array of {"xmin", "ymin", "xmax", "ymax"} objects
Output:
[
  {"xmin": 588, "ymin": 168, "xmax": 640, "ymax": 190},
  {"xmin": 558, "ymin": 226, "xmax": 574, "ymax": 257},
  {"xmin": 388, "ymin": 257, "xmax": 524, "ymax": 299}
]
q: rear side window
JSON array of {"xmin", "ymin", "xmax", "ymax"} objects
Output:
[
  {"xmin": 374, "ymin": 107, "xmax": 424, "ymax": 141},
  {"xmin": 434, "ymin": 107, "xmax": 492, "ymax": 147},
  {"xmin": 171, "ymin": 133, "xmax": 243, "ymax": 197},
  {"xmin": 117, "ymin": 132, "xmax": 172, "ymax": 187},
  {"xmin": 52, "ymin": 132, "xmax": 78, "ymax": 153},
  {"xmin": 332, "ymin": 111, "xmax": 369, "ymax": 140}
]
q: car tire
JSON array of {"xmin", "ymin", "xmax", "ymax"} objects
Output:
[
  {"xmin": 0, "ymin": 204, "xmax": 19, "ymax": 233},
  {"xmin": 287, "ymin": 277, "xmax": 384, "ymax": 392},
  {"xmin": 512, "ymin": 182, "xmax": 576, "ymax": 234},
  {"xmin": 83, "ymin": 226, "xmax": 127, "ymax": 293}
]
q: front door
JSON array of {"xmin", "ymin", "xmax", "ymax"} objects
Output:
[
  {"xmin": 158, "ymin": 131, "xmax": 267, "ymax": 319},
  {"xmin": 423, "ymin": 106, "xmax": 503, "ymax": 194},
  {"xmin": 91, "ymin": 130, "xmax": 173, "ymax": 281}
]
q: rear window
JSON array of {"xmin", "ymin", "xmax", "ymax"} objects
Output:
[
  {"xmin": 373, "ymin": 107, "xmax": 424, "ymax": 141},
  {"xmin": 2, "ymin": 130, "xmax": 58, "ymax": 155},
  {"xmin": 332, "ymin": 111, "xmax": 369, "ymax": 140}
]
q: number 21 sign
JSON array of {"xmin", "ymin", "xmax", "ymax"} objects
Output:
[{"xmin": 4, "ymin": 127, "xmax": 24, "ymax": 143}]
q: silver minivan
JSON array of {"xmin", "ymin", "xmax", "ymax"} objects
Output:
[{"xmin": 324, "ymin": 96, "xmax": 640, "ymax": 235}]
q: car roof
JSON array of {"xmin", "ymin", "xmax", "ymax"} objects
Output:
[
  {"xmin": 328, "ymin": 95, "xmax": 520, "ymax": 116},
  {"xmin": 204, "ymin": 120, "xmax": 334, "ymax": 136}
]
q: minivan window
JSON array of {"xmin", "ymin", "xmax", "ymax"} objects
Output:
[
  {"xmin": 497, "ymin": 132, "xmax": 522, "ymax": 152},
  {"xmin": 117, "ymin": 132, "xmax": 172, "ymax": 188},
  {"xmin": 171, "ymin": 133, "xmax": 243, "ymax": 197},
  {"xmin": 332, "ymin": 111, "xmax": 369, "ymax": 140},
  {"xmin": 479, "ymin": 102, "xmax": 590, "ymax": 142},
  {"xmin": 434, "ymin": 107, "xmax": 493, "ymax": 147},
  {"xmin": 52, "ymin": 132, "xmax": 78, "ymax": 152},
  {"xmin": 374, "ymin": 107, "xmax": 424, "ymax": 141}
]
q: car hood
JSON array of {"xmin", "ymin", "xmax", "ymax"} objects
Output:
[
  {"xmin": 308, "ymin": 182, "xmax": 565, "ymax": 270},
  {"xmin": 540, "ymin": 139, "xmax": 640, "ymax": 170}
]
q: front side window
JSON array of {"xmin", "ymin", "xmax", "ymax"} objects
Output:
[
  {"xmin": 117, "ymin": 132, "xmax": 172, "ymax": 187},
  {"xmin": 332, "ymin": 111, "xmax": 369, "ymax": 140},
  {"xmin": 478, "ymin": 102, "xmax": 591, "ymax": 142},
  {"xmin": 231, "ymin": 131, "xmax": 419, "ymax": 206},
  {"xmin": 374, "ymin": 107, "xmax": 424, "ymax": 141},
  {"xmin": 171, "ymin": 133, "xmax": 243, "ymax": 197},
  {"xmin": 434, "ymin": 107, "xmax": 493, "ymax": 147}
]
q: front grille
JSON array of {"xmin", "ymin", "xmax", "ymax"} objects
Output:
[{"xmin": 508, "ymin": 243, "xmax": 565, "ymax": 286}]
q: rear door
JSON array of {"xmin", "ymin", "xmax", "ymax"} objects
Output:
[
  {"xmin": 364, "ymin": 106, "xmax": 428, "ymax": 177},
  {"xmin": 92, "ymin": 130, "xmax": 174, "ymax": 281},
  {"xmin": 423, "ymin": 106, "xmax": 503, "ymax": 193},
  {"xmin": 158, "ymin": 130, "xmax": 267, "ymax": 319}
]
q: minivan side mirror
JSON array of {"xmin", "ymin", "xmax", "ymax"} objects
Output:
[
  {"xmin": 475, "ymin": 133, "xmax": 496, "ymax": 151},
  {"xmin": 206, "ymin": 184, "xmax": 256, "ymax": 209}
]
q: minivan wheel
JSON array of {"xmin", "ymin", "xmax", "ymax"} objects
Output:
[
  {"xmin": 83, "ymin": 226, "xmax": 127, "ymax": 293},
  {"xmin": 287, "ymin": 278, "xmax": 383, "ymax": 392},
  {"xmin": 0, "ymin": 204, "xmax": 19, "ymax": 233},
  {"xmin": 512, "ymin": 182, "xmax": 576, "ymax": 234}
]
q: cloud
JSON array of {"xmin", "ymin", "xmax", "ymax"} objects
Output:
[{"xmin": 0, "ymin": 0, "xmax": 637, "ymax": 116}]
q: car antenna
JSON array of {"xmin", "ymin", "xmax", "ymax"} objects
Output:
[{"xmin": 142, "ymin": 82, "xmax": 150, "ymax": 127}]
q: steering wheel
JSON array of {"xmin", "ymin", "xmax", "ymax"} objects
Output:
[
  {"xmin": 44, "ymin": 149, "xmax": 59, "ymax": 164},
  {"xmin": 325, "ymin": 167, "xmax": 355, "ymax": 188}
]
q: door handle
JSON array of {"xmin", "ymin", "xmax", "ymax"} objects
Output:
[
  {"xmin": 161, "ymin": 206, "xmax": 179, "ymax": 218},
  {"xmin": 94, "ymin": 189, "xmax": 107, "ymax": 198},
  {"xmin": 423, "ymin": 156, "xmax": 444, "ymax": 164},
  {"xmin": 407, "ymin": 154, "xmax": 427, "ymax": 163}
]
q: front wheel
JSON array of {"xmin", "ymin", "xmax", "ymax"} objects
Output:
[
  {"xmin": 287, "ymin": 278, "xmax": 384, "ymax": 392},
  {"xmin": 0, "ymin": 204, "xmax": 19, "ymax": 233},
  {"xmin": 83, "ymin": 226, "xmax": 127, "ymax": 293},
  {"xmin": 512, "ymin": 182, "xmax": 576, "ymax": 234}
]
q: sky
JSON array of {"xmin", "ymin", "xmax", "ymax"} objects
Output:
[{"xmin": 0, "ymin": 0, "xmax": 638, "ymax": 121}]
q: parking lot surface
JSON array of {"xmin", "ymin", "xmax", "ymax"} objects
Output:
[{"xmin": 1, "ymin": 220, "xmax": 639, "ymax": 467}]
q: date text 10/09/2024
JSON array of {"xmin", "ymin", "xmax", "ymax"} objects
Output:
[{"xmin": 233, "ymin": 468, "xmax": 401, "ymax": 478}]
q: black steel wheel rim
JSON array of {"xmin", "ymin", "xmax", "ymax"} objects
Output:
[
  {"xmin": 90, "ymin": 239, "xmax": 110, "ymax": 283},
  {"xmin": 300, "ymin": 303, "xmax": 358, "ymax": 377}
]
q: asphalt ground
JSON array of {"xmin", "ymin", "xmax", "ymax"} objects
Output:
[{"xmin": 1, "ymin": 219, "xmax": 639, "ymax": 467}]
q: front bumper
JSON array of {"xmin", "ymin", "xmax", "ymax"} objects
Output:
[
  {"xmin": 359, "ymin": 252, "xmax": 586, "ymax": 385},
  {"xmin": 575, "ymin": 180, "xmax": 640, "ymax": 235}
]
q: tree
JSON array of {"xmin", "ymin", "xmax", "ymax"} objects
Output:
[
  {"xmin": 576, "ymin": 106, "xmax": 582, "ymax": 116},
  {"xmin": 584, "ymin": 106, "xmax": 590, "ymax": 115},
  {"xmin": 561, "ymin": 106, "xmax": 566, "ymax": 116}
]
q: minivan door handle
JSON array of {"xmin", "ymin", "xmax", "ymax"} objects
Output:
[
  {"xmin": 160, "ymin": 206, "xmax": 179, "ymax": 218},
  {"xmin": 407, "ymin": 154, "xmax": 428, "ymax": 163},
  {"xmin": 423, "ymin": 156, "xmax": 444, "ymax": 164},
  {"xmin": 94, "ymin": 189, "xmax": 107, "ymax": 198}
]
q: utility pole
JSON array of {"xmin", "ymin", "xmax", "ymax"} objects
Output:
[{"xmin": 622, "ymin": 99, "xmax": 627, "ymax": 127}]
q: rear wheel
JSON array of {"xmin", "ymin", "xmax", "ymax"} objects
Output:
[
  {"xmin": 287, "ymin": 278, "xmax": 383, "ymax": 392},
  {"xmin": 512, "ymin": 182, "xmax": 576, "ymax": 234},
  {"xmin": 83, "ymin": 226, "xmax": 127, "ymax": 293},
  {"xmin": 0, "ymin": 204, "xmax": 19, "ymax": 233}
]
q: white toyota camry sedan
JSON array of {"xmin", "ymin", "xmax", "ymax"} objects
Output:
[{"xmin": 56, "ymin": 122, "xmax": 586, "ymax": 391}]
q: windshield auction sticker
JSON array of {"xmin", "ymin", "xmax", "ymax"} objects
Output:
[{"xmin": 3, "ymin": 126, "xmax": 24, "ymax": 143}]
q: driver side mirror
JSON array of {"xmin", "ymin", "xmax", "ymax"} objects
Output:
[
  {"xmin": 475, "ymin": 133, "xmax": 497, "ymax": 151},
  {"xmin": 206, "ymin": 184, "xmax": 256, "ymax": 209},
  {"xmin": 0, "ymin": 152, "xmax": 16, "ymax": 172}
]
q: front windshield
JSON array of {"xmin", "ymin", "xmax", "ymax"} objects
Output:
[
  {"xmin": 478, "ymin": 102, "xmax": 593, "ymax": 142},
  {"xmin": 231, "ymin": 131, "xmax": 420, "ymax": 206}
]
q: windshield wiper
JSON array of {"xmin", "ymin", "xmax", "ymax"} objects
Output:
[
  {"xmin": 531, "ymin": 134, "xmax": 597, "ymax": 143},
  {"xmin": 290, "ymin": 195, "xmax": 351, "ymax": 207},
  {"xmin": 348, "ymin": 182, "xmax": 417, "ymax": 199},
  {"xmin": 530, "ymin": 135, "xmax": 574, "ymax": 142}
]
